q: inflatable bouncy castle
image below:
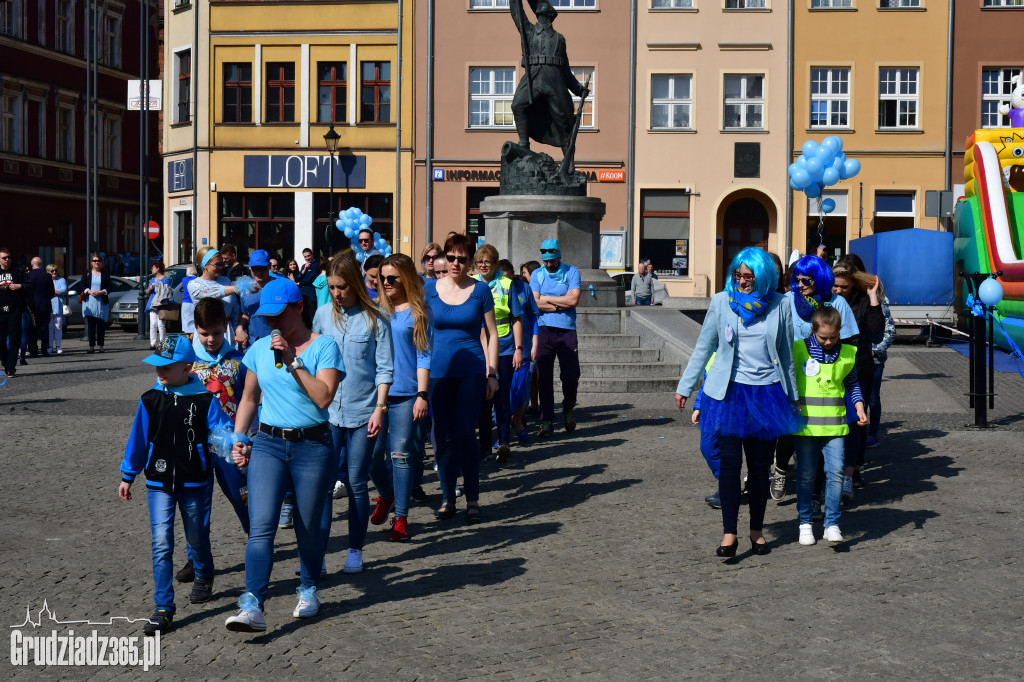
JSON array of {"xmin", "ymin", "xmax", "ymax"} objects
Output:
[{"xmin": 954, "ymin": 124, "xmax": 1024, "ymax": 351}]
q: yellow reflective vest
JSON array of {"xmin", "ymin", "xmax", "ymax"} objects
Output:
[
  {"xmin": 793, "ymin": 340, "xmax": 856, "ymax": 438},
  {"xmin": 478, "ymin": 274, "xmax": 514, "ymax": 338}
]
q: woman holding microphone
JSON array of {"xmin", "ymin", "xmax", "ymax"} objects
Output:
[{"xmin": 227, "ymin": 277, "xmax": 343, "ymax": 632}]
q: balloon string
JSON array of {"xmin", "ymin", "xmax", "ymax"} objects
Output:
[{"xmin": 816, "ymin": 196, "xmax": 825, "ymax": 248}]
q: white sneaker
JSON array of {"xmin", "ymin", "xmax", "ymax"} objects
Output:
[
  {"xmin": 342, "ymin": 548, "xmax": 363, "ymax": 574},
  {"xmin": 225, "ymin": 608, "xmax": 266, "ymax": 632},
  {"xmin": 798, "ymin": 523, "xmax": 816, "ymax": 546},
  {"xmin": 823, "ymin": 525, "xmax": 845, "ymax": 543},
  {"xmin": 293, "ymin": 586, "xmax": 319, "ymax": 618},
  {"xmin": 332, "ymin": 480, "xmax": 346, "ymax": 499},
  {"xmin": 55, "ymin": 348, "xmax": 63, "ymax": 354},
  {"xmin": 841, "ymin": 476, "xmax": 854, "ymax": 502}
]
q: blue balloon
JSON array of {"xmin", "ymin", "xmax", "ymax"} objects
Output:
[
  {"xmin": 791, "ymin": 168, "xmax": 811, "ymax": 189},
  {"xmin": 342, "ymin": 227, "xmax": 352, "ymax": 238},
  {"xmin": 796, "ymin": 155, "xmax": 807, "ymax": 166},
  {"xmin": 373, "ymin": 232, "xmax": 381, "ymax": 242},
  {"xmin": 790, "ymin": 176, "xmax": 805, "ymax": 191},
  {"xmin": 355, "ymin": 251, "xmax": 365, "ymax": 263},
  {"xmin": 814, "ymin": 145, "xmax": 835, "ymax": 164},
  {"xmin": 822, "ymin": 198, "xmax": 837, "ymax": 214},
  {"xmin": 822, "ymin": 167, "xmax": 840, "ymax": 187},
  {"xmin": 802, "ymin": 140, "xmax": 819, "ymax": 157},
  {"xmin": 360, "ymin": 214, "xmax": 372, "ymax": 227},
  {"xmin": 978, "ymin": 278, "xmax": 1004, "ymax": 307},
  {"xmin": 788, "ymin": 162, "xmax": 801, "ymax": 177},
  {"xmin": 843, "ymin": 158, "xmax": 861, "ymax": 179},
  {"xmin": 821, "ymin": 136, "xmax": 843, "ymax": 154},
  {"xmin": 805, "ymin": 157, "xmax": 825, "ymax": 182},
  {"xmin": 804, "ymin": 182, "xmax": 822, "ymax": 199}
]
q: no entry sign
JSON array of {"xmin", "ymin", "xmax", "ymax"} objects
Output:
[{"xmin": 146, "ymin": 221, "xmax": 160, "ymax": 239}]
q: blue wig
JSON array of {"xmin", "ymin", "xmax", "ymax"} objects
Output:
[
  {"xmin": 726, "ymin": 247, "xmax": 777, "ymax": 298},
  {"xmin": 789, "ymin": 255, "xmax": 834, "ymax": 302}
]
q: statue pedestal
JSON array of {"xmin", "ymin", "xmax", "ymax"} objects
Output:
[{"xmin": 480, "ymin": 195, "xmax": 623, "ymax": 307}]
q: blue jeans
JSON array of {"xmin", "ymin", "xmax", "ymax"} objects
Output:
[
  {"xmin": 869, "ymin": 363, "xmax": 884, "ymax": 438},
  {"xmin": 332, "ymin": 419, "xmax": 388, "ymax": 551},
  {"xmin": 794, "ymin": 435, "xmax": 845, "ymax": 528},
  {"xmin": 634, "ymin": 296, "xmax": 652, "ymax": 306},
  {"xmin": 478, "ymin": 354, "xmax": 514, "ymax": 449},
  {"xmin": 186, "ymin": 456, "xmax": 250, "ymax": 564},
  {"xmin": 387, "ymin": 394, "xmax": 423, "ymax": 517},
  {"xmin": 431, "ymin": 374, "xmax": 486, "ymax": 504},
  {"xmin": 245, "ymin": 430, "xmax": 335, "ymax": 609},
  {"xmin": 147, "ymin": 484, "xmax": 214, "ymax": 614}
]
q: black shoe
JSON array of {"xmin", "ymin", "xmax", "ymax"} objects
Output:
[
  {"xmin": 410, "ymin": 486, "xmax": 428, "ymax": 503},
  {"xmin": 40, "ymin": 350, "xmax": 49, "ymax": 358},
  {"xmin": 28, "ymin": 351, "xmax": 38, "ymax": 358},
  {"xmin": 704, "ymin": 491, "xmax": 722, "ymax": 509},
  {"xmin": 175, "ymin": 559, "xmax": 194, "ymax": 583},
  {"xmin": 189, "ymin": 577, "xmax": 214, "ymax": 604},
  {"xmin": 852, "ymin": 470, "xmax": 866, "ymax": 489},
  {"xmin": 716, "ymin": 540, "xmax": 738, "ymax": 558},
  {"xmin": 434, "ymin": 503, "xmax": 456, "ymax": 520},
  {"xmin": 19, "ymin": 358, "xmax": 27, "ymax": 366},
  {"xmin": 750, "ymin": 538, "xmax": 771, "ymax": 555},
  {"xmin": 143, "ymin": 609, "xmax": 173, "ymax": 636}
]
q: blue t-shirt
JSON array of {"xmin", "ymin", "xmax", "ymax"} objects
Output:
[
  {"xmin": 785, "ymin": 290, "xmax": 860, "ymax": 341},
  {"xmin": 424, "ymin": 278, "xmax": 494, "ymax": 378},
  {"xmin": 390, "ymin": 307, "xmax": 432, "ymax": 397},
  {"xmin": 181, "ymin": 275, "xmax": 195, "ymax": 304},
  {"xmin": 242, "ymin": 291, "xmax": 271, "ymax": 342},
  {"xmin": 242, "ymin": 334, "xmax": 344, "ymax": 428},
  {"xmin": 512, "ymin": 279, "xmax": 540, "ymax": 357},
  {"xmin": 531, "ymin": 263, "xmax": 581, "ymax": 330}
]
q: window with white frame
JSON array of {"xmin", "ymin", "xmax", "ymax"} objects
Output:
[
  {"xmin": 723, "ymin": 75, "xmax": 764, "ymax": 129},
  {"xmin": 651, "ymin": 74, "xmax": 692, "ymax": 129},
  {"xmin": 982, "ymin": 67, "xmax": 1023, "ymax": 128},
  {"xmin": 874, "ymin": 191, "xmax": 915, "ymax": 232},
  {"xmin": 810, "ymin": 68, "xmax": 849, "ymax": 128},
  {"xmin": 879, "ymin": 0, "xmax": 921, "ymax": 7},
  {"xmin": 652, "ymin": 0, "xmax": 694, "ymax": 7},
  {"xmin": 102, "ymin": 6, "xmax": 122, "ymax": 68},
  {"xmin": 1, "ymin": 90, "xmax": 23, "ymax": 154},
  {"xmin": 469, "ymin": 67, "xmax": 515, "ymax": 128},
  {"xmin": 470, "ymin": 0, "xmax": 510, "ymax": 7},
  {"xmin": 811, "ymin": 0, "xmax": 852, "ymax": 7},
  {"xmin": 1, "ymin": 0, "xmax": 23, "ymax": 38},
  {"xmin": 174, "ymin": 49, "xmax": 192, "ymax": 124},
  {"xmin": 725, "ymin": 0, "xmax": 767, "ymax": 8},
  {"xmin": 878, "ymin": 67, "xmax": 918, "ymax": 129},
  {"xmin": 101, "ymin": 113, "xmax": 122, "ymax": 170},
  {"xmin": 982, "ymin": 0, "xmax": 1024, "ymax": 6},
  {"xmin": 56, "ymin": 104, "xmax": 74, "ymax": 162},
  {"xmin": 55, "ymin": 0, "xmax": 74, "ymax": 53},
  {"xmin": 552, "ymin": 0, "xmax": 597, "ymax": 7},
  {"xmin": 571, "ymin": 67, "xmax": 595, "ymax": 128}
]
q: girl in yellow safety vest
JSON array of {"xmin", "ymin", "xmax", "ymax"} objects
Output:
[{"xmin": 792, "ymin": 307, "xmax": 867, "ymax": 547}]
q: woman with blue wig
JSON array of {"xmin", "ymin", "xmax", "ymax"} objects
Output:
[
  {"xmin": 676, "ymin": 247, "xmax": 802, "ymax": 557},
  {"xmin": 768, "ymin": 256, "xmax": 860, "ymax": 503}
]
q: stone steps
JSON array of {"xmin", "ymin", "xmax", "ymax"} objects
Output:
[
  {"xmin": 582, "ymin": 347, "xmax": 661, "ymax": 363},
  {"xmin": 580, "ymin": 362, "xmax": 682, "ymax": 379},
  {"xmin": 577, "ymin": 333, "xmax": 639, "ymax": 349}
]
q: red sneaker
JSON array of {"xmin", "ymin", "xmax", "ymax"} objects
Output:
[
  {"xmin": 390, "ymin": 515, "xmax": 409, "ymax": 542},
  {"xmin": 369, "ymin": 495, "xmax": 394, "ymax": 525}
]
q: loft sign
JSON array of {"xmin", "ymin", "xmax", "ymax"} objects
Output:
[{"xmin": 243, "ymin": 155, "xmax": 366, "ymax": 189}]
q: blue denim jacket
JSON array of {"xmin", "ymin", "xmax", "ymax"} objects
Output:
[
  {"xmin": 313, "ymin": 304, "xmax": 394, "ymax": 428},
  {"xmin": 677, "ymin": 290, "xmax": 799, "ymax": 403}
]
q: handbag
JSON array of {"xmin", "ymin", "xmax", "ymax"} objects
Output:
[
  {"xmin": 62, "ymin": 303, "xmax": 71, "ymax": 316},
  {"xmin": 158, "ymin": 307, "xmax": 180, "ymax": 322}
]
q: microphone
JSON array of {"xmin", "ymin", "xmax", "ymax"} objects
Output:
[{"xmin": 271, "ymin": 329, "xmax": 283, "ymax": 369}]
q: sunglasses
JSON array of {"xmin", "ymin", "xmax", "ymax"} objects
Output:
[
  {"xmin": 359, "ymin": 238, "xmax": 371, "ymax": 244},
  {"xmin": 731, "ymin": 271, "xmax": 755, "ymax": 282},
  {"xmin": 539, "ymin": 249, "xmax": 558, "ymax": 255},
  {"xmin": 423, "ymin": 253, "xmax": 438, "ymax": 261},
  {"xmin": 794, "ymin": 277, "xmax": 814, "ymax": 286},
  {"xmin": 383, "ymin": 275, "xmax": 401, "ymax": 285},
  {"xmin": 445, "ymin": 254, "xmax": 468, "ymax": 264},
  {"xmin": 91, "ymin": 259, "xmax": 102, "ymax": 263},
  {"xmin": 436, "ymin": 270, "xmax": 448, "ymax": 275}
]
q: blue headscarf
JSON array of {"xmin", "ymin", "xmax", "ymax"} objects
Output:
[{"xmin": 726, "ymin": 247, "xmax": 777, "ymax": 326}]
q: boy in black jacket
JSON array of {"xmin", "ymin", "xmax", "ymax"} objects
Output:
[{"xmin": 118, "ymin": 335, "xmax": 235, "ymax": 636}]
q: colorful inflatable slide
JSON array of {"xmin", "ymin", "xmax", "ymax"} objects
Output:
[{"xmin": 955, "ymin": 128, "xmax": 1024, "ymax": 350}]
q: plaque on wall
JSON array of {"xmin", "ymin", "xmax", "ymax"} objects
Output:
[{"xmin": 734, "ymin": 142, "xmax": 760, "ymax": 179}]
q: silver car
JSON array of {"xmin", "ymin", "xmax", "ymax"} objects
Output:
[{"xmin": 112, "ymin": 265, "xmax": 190, "ymax": 332}]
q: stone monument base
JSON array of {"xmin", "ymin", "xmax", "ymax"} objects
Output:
[
  {"xmin": 499, "ymin": 142, "xmax": 587, "ymax": 197},
  {"xmin": 479, "ymin": 194, "xmax": 624, "ymax": 308}
]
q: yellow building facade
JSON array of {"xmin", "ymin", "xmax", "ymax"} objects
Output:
[{"xmin": 162, "ymin": 0, "xmax": 413, "ymax": 265}]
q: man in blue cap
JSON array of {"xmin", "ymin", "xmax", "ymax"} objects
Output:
[
  {"xmin": 235, "ymin": 249, "xmax": 278, "ymax": 348},
  {"xmin": 530, "ymin": 238, "xmax": 581, "ymax": 437}
]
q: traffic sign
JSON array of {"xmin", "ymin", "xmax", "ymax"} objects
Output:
[{"xmin": 146, "ymin": 221, "xmax": 160, "ymax": 239}]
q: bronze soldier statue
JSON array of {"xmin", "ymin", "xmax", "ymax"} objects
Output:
[{"xmin": 510, "ymin": 0, "xmax": 588, "ymax": 156}]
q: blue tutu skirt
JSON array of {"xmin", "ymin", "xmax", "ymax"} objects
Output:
[{"xmin": 700, "ymin": 382, "xmax": 804, "ymax": 440}]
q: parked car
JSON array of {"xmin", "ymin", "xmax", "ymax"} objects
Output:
[
  {"xmin": 65, "ymin": 275, "xmax": 141, "ymax": 327},
  {"xmin": 611, "ymin": 272, "xmax": 667, "ymax": 306},
  {"xmin": 112, "ymin": 265, "xmax": 190, "ymax": 332}
]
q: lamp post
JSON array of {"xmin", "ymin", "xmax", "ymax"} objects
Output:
[{"xmin": 323, "ymin": 125, "xmax": 341, "ymax": 257}]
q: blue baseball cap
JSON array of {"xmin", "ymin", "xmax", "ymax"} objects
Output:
[
  {"xmin": 540, "ymin": 238, "xmax": 561, "ymax": 261},
  {"xmin": 143, "ymin": 335, "xmax": 197, "ymax": 367},
  {"xmin": 248, "ymin": 249, "xmax": 271, "ymax": 268},
  {"xmin": 254, "ymin": 277, "xmax": 303, "ymax": 316}
]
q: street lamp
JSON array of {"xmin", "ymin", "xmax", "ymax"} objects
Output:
[{"xmin": 323, "ymin": 125, "xmax": 341, "ymax": 256}]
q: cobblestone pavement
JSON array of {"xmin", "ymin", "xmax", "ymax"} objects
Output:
[{"xmin": 2, "ymin": 331, "xmax": 1022, "ymax": 679}]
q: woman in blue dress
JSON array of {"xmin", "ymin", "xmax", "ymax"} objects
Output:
[
  {"xmin": 47, "ymin": 264, "xmax": 67, "ymax": 354},
  {"xmin": 312, "ymin": 253, "xmax": 393, "ymax": 575},
  {"xmin": 73, "ymin": 254, "xmax": 111, "ymax": 353},
  {"xmin": 424, "ymin": 233, "xmax": 500, "ymax": 524},
  {"xmin": 676, "ymin": 247, "xmax": 802, "ymax": 557}
]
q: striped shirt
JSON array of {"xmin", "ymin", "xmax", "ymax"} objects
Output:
[{"xmin": 804, "ymin": 335, "xmax": 864, "ymax": 406}]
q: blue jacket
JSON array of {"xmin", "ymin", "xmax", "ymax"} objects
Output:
[{"xmin": 676, "ymin": 290, "xmax": 799, "ymax": 403}]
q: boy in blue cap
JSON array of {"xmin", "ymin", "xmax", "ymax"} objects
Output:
[{"xmin": 118, "ymin": 335, "xmax": 236, "ymax": 636}]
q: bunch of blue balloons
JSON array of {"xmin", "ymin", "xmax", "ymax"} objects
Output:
[
  {"xmin": 788, "ymin": 136, "xmax": 861, "ymax": 211},
  {"xmin": 335, "ymin": 206, "xmax": 393, "ymax": 262}
]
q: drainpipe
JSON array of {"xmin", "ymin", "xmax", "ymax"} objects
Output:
[
  {"xmin": 784, "ymin": 0, "xmax": 793, "ymax": 257},
  {"xmin": 395, "ymin": 0, "xmax": 404, "ymax": 249},
  {"xmin": 425, "ymin": 0, "xmax": 435, "ymax": 244},
  {"xmin": 625, "ymin": 0, "xmax": 637, "ymax": 270},
  {"xmin": 943, "ymin": 0, "xmax": 954, "ymax": 231},
  {"xmin": 192, "ymin": 0, "xmax": 199, "ymax": 260}
]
